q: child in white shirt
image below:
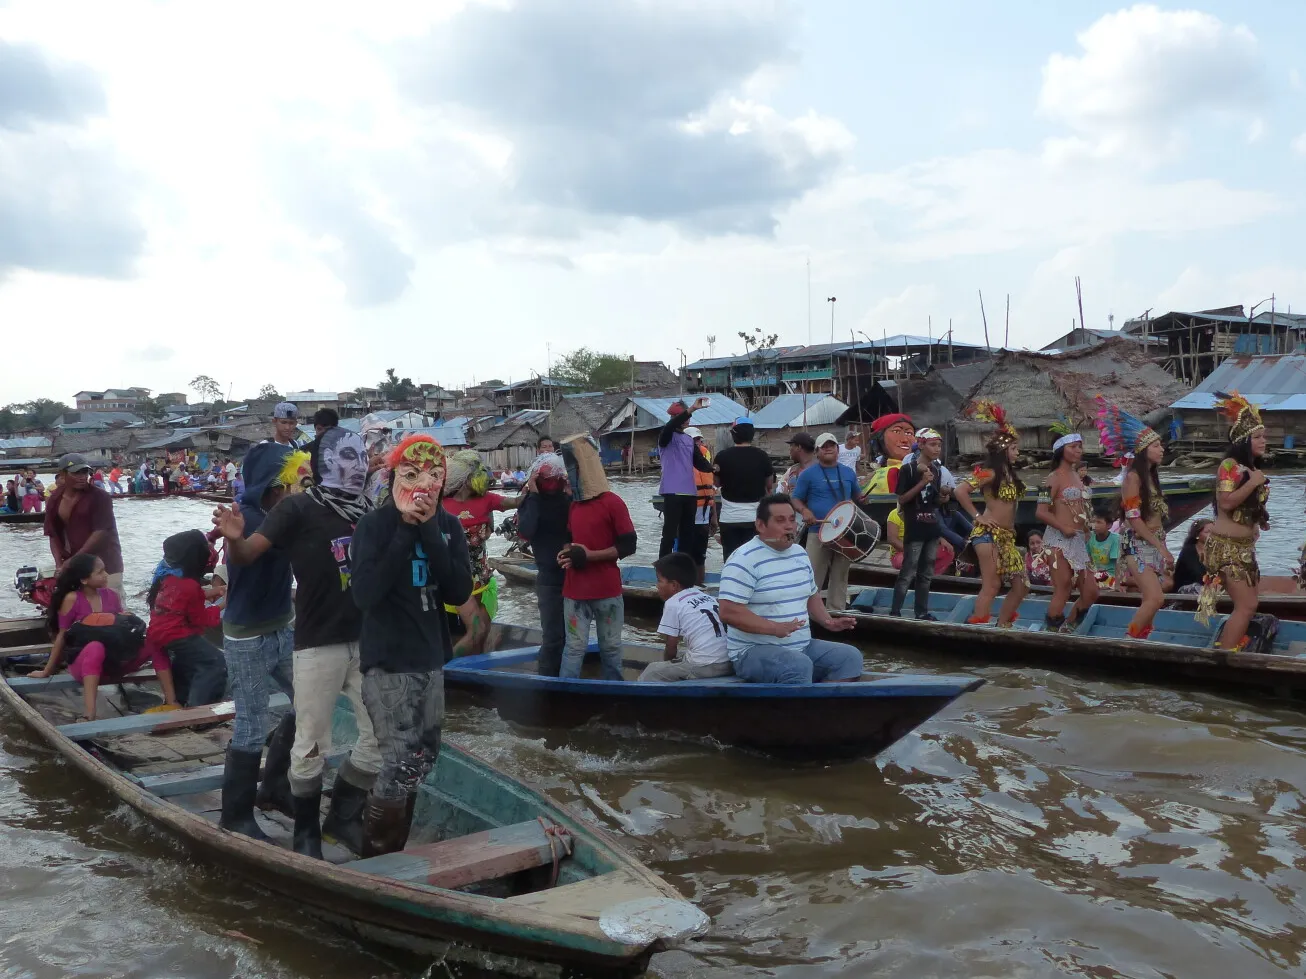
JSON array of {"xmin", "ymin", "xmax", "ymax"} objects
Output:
[{"xmin": 638, "ymin": 552, "xmax": 733, "ymax": 682}]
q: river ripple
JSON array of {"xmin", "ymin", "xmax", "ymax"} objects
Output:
[{"xmin": 0, "ymin": 478, "xmax": 1304, "ymax": 978}]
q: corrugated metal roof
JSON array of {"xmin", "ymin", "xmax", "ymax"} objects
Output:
[
  {"xmin": 1171, "ymin": 354, "xmax": 1306, "ymax": 410},
  {"xmin": 0, "ymin": 437, "xmax": 52, "ymax": 449},
  {"xmin": 610, "ymin": 395, "xmax": 748, "ymax": 431},
  {"xmin": 286, "ymin": 391, "xmax": 340, "ymax": 401},
  {"xmin": 750, "ymin": 394, "xmax": 848, "ymax": 429},
  {"xmin": 684, "ymin": 336, "xmax": 987, "ymax": 371},
  {"xmin": 408, "ymin": 424, "xmax": 469, "ymax": 447}
]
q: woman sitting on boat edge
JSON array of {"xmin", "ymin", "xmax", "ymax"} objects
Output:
[
  {"xmin": 32, "ymin": 554, "xmax": 180, "ymax": 722},
  {"xmin": 955, "ymin": 400, "xmax": 1028, "ymax": 627},
  {"xmin": 1199, "ymin": 392, "xmax": 1269, "ymax": 651}
]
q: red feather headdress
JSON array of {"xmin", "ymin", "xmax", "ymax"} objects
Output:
[{"xmin": 968, "ymin": 399, "xmax": 1018, "ymax": 449}]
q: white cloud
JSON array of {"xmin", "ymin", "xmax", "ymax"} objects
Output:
[
  {"xmin": 1038, "ymin": 5, "xmax": 1263, "ymax": 161},
  {"xmin": 1293, "ymin": 133, "xmax": 1306, "ymax": 158},
  {"xmin": 857, "ymin": 285, "xmax": 940, "ymax": 338},
  {"xmin": 1291, "ymin": 68, "xmax": 1303, "ymax": 92}
]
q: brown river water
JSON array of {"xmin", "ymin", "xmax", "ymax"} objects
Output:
[{"xmin": 3, "ymin": 476, "xmax": 1306, "ymax": 978}]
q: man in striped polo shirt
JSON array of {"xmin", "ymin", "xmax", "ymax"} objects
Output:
[{"xmin": 717, "ymin": 493, "xmax": 864, "ymax": 684}]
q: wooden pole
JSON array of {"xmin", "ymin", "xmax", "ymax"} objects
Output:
[
  {"xmin": 1075, "ymin": 276, "xmax": 1086, "ymax": 333},
  {"xmin": 978, "ymin": 291, "xmax": 993, "ymax": 358},
  {"xmin": 850, "ymin": 330, "xmax": 863, "ymax": 426},
  {"xmin": 1004, "ymin": 294, "xmax": 1010, "ymax": 348}
]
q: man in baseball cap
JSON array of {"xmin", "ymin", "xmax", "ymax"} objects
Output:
[
  {"xmin": 45, "ymin": 454, "xmax": 125, "ymax": 598},
  {"xmin": 791, "ymin": 432, "xmax": 866, "ymax": 610},
  {"xmin": 785, "ymin": 432, "xmax": 816, "ymax": 452},
  {"xmin": 268, "ymin": 402, "xmax": 303, "ymax": 449}
]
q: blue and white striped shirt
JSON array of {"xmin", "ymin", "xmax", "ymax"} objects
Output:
[{"xmin": 718, "ymin": 537, "xmax": 816, "ymax": 662}]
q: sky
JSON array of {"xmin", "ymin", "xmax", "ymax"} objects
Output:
[{"xmin": 0, "ymin": 0, "xmax": 1302, "ymax": 405}]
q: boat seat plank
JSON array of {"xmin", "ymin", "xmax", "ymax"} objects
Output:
[
  {"xmin": 59, "ymin": 694, "xmax": 289, "ymax": 740},
  {"xmin": 1, "ymin": 643, "xmax": 53, "ymax": 661},
  {"xmin": 134, "ymin": 748, "xmax": 346, "ymax": 797},
  {"xmin": 9, "ymin": 669, "xmax": 156, "ymax": 693},
  {"xmin": 503, "ymin": 868, "xmax": 659, "ymax": 918},
  {"xmin": 346, "ymin": 818, "xmax": 573, "ymax": 890}
]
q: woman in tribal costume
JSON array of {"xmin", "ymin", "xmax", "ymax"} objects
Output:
[
  {"xmin": 1199, "ymin": 392, "xmax": 1269, "ymax": 650},
  {"xmin": 955, "ymin": 400, "xmax": 1028, "ymax": 627},
  {"xmin": 1095, "ymin": 396, "xmax": 1172, "ymax": 640},
  {"xmin": 1034, "ymin": 420, "xmax": 1097, "ymax": 632}
]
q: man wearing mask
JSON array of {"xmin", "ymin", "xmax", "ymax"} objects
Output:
[
  {"xmin": 350, "ymin": 435, "xmax": 472, "ymax": 855},
  {"xmin": 517, "ymin": 453, "xmax": 572, "ymax": 676},
  {"xmin": 214, "ymin": 427, "xmax": 380, "ymax": 858},
  {"xmin": 890, "ymin": 428, "xmax": 945, "ymax": 620}
]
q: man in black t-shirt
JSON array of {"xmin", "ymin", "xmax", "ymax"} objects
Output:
[
  {"xmin": 713, "ymin": 417, "xmax": 775, "ymax": 560},
  {"xmin": 215, "ymin": 427, "xmax": 380, "ymax": 859},
  {"xmin": 350, "ymin": 435, "xmax": 472, "ymax": 856},
  {"xmin": 890, "ymin": 428, "xmax": 945, "ymax": 620}
]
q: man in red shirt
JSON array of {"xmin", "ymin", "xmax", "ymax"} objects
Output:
[
  {"xmin": 558, "ymin": 435, "xmax": 636, "ymax": 679},
  {"xmin": 44, "ymin": 454, "xmax": 125, "ymax": 600}
]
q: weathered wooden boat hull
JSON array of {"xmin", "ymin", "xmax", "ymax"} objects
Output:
[
  {"xmin": 845, "ymin": 560, "xmax": 1306, "ymax": 620},
  {"xmin": 843, "ymin": 588, "xmax": 1306, "ymax": 701},
  {"xmin": 492, "ymin": 559, "xmax": 714, "ymax": 615},
  {"xmin": 0, "ymin": 511, "xmax": 43, "ymax": 524},
  {"xmin": 0, "ymin": 638, "xmax": 707, "ymax": 976},
  {"xmin": 447, "ymin": 629, "xmax": 984, "ymax": 759}
]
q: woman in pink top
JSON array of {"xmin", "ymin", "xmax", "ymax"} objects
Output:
[{"xmin": 32, "ymin": 553, "xmax": 179, "ymax": 721}]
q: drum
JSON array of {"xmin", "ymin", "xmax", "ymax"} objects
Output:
[{"xmin": 818, "ymin": 500, "xmax": 881, "ymax": 562}]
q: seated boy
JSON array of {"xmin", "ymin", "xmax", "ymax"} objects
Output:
[
  {"xmin": 638, "ymin": 552, "xmax": 733, "ymax": 682},
  {"xmin": 1087, "ymin": 507, "xmax": 1121, "ymax": 588}
]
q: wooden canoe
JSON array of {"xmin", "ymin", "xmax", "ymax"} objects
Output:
[
  {"xmin": 0, "ymin": 634, "xmax": 708, "ymax": 976},
  {"xmin": 841, "ymin": 587, "xmax": 1306, "ymax": 701},
  {"xmin": 0, "ymin": 511, "xmax": 43, "ymax": 524},
  {"xmin": 446, "ymin": 624, "xmax": 984, "ymax": 759},
  {"xmin": 845, "ymin": 549, "xmax": 1306, "ymax": 620},
  {"xmin": 492, "ymin": 558, "xmax": 718, "ymax": 614}
]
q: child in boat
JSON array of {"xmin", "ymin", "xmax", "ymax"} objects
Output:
[
  {"xmin": 146, "ymin": 530, "xmax": 228, "ymax": 707},
  {"xmin": 639, "ymin": 552, "xmax": 733, "ymax": 682},
  {"xmin": 32, "ymin": 553, "xmax": 180, "ymax": 721},
  {"xmin": 1087, "ymin": 508, "xmax": 1121, "ymax": 588}
]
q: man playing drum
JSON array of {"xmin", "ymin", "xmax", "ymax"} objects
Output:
[{"xmin": 791, "ymin": 433, "xmax": 866, "ymax": 611}]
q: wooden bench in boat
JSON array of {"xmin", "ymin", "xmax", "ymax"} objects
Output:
[
  {"xmin": 59, "ymin": 694, "xmax": 290, "ymax": 740},
  {"xmin": 9, "ymin": 669, "xmax": 157, "ymax": 693},
  {"xmin": 133, "ymin": 749, "xmax": 346, "ymax": 798},
  {"xmin": 1, "ymin": 643, "xmax": 52, "ymax": 661},
  {"xmin": 346, "ymin": 818, "xmax": 573, "ymax": 890}
]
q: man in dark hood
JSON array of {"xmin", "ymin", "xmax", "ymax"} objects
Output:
[{"xmin": 214, "ymin": 441, "xmax": 301, "ymax": 841}]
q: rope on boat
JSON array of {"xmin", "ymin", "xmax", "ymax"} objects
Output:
[{"xmin": 537, "ymin": 816, "xmax": 572, "ymax": 888}]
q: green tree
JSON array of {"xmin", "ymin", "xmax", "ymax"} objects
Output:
[
  {"xmin": 737, "ymin": 328, "xmax": 779, "ymax": 407},
  {"xmin": 0, "ymin": 399, "xmax": 68, "ymax": 433},
  {"xmin": 189, "ymin": 375, "xmax": 224, "ymax": 403},
  {"xmin": 257, "ymin": 384, "xmax": 280, "ymax": 400},
  {"xmin": 135, "ymin": 395, "xmax": 170, "ymax": 422},
  {"xmin": 552, "ymin": 348, "xmax": 635, "ymax": 390},
  {"xmin": 379, "ymin": 367, "xmax": 419, "ymax": 402}
]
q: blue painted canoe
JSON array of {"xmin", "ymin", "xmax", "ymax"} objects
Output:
[
  {"xmin": 0, "ymin": 626, "xmax": 709, "ymax": 976},
  {"xmin": 843, "ymin": 587, "xmax": 1306, "ymax": 700},
  {"xmin": 446, "ymin": 625, "xmax": 984, "ymax": 759}
]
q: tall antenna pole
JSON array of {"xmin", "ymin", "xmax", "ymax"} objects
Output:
[
  {"xmin": 807, "ymin": 255, "xmax": 812, "ymax": 346},
  {"xmin": 978, "ymin": 290, "xmax": 993, "ymax": 358},
  {"xmin": 1004, "ymin": 293, "xmax": 1010, "ymax": 349}
]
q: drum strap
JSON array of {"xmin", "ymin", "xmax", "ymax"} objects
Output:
[{"xmin": 819, "ymin": 466, "xmax": 848, "ymax": 504}]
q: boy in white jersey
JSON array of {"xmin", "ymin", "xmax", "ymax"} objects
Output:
[{"xmin": 639, "ymin": 552, "xmax": 733, "ymax": 681}]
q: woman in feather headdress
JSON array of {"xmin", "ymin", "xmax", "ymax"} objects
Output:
[
  {"xmin": 1199, "ymin": 391, "xmax": 1269, "ymax": 649},
  {"xmin": 1034, "ymin": 418, "xmax": 1097, "ymax": 632},
  {"xmin": 1095, "ymin": 396, "xmax": 1170, "ymax": 640},
  {"xmin": 954, "ymin": 400, "xmax": 1028, "ymax": 626}
]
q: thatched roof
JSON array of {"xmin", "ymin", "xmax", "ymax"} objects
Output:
[
  {"xmin": 474, "ymin": 420, "xmax": 542, "ymax": 451},
  {"xmin": 962, "ymin": 338, "xmax": 1187, "ymax": 430}
]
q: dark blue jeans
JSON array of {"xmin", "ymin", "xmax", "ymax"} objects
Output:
[
  {"xmin": 940, "ymin": 509, "xmax": 973, "ymax": 552},
  {"xmin": 167, "ymin": 634, "xmax": 229, "ymax": 707},
  {"xmin": 536, "ymin": 580, "xmax": 565, "ymax": 677}
]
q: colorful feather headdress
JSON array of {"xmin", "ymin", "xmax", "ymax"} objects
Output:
[
  {"xmin": 968, "ymin": 399, "xmax": 1018, "ymax": 449},
  {"xmin": 1214, "ymin": 390, "xmax": 1264, "ymax": 443},
  {"xmin": 1094, "ymin": 395, "xmax": 1159, "ymax": 459}
]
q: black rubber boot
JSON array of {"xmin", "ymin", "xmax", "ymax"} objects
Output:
[
  {"xmin": 291, "ymin": 788, "xmax": 323, "ymax": 860},
  {"xmin": 321, "ymin": 760, "xmax": 373, "ymax": 855},
  {"xmin": 360, "ymin": 795, "xmax": 413, "ymax": 858},
  {"xmin": 219, "ymin": 747, "xmax": 271, "ymax": 842},
  {"xmin": 255, "ymin": 712, "xmax": 296, "ymax": 819}
]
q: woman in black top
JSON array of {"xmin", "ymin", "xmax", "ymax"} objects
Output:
[{"xmin": 1172, "ymin": 518, "xmax": 1212, "ymax": 593}]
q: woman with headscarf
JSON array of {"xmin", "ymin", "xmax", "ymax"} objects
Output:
[
  {"xmin": 517, "ymin": 452, "xmax": 572, "ymax": 675},
  {"xmin": 146, "ymin": 529, "xmax": 228, "ymax": 707},
  {"xmin": 954, "ymin": 400, "xmax": 1028, "ymax": 627},
  {"xmin": 1200, "ymin": 392, "xmax": 1269, "ymax": 650},
  {"xmin": 441, "ymin": 450, "xmax": 523, "ymax": 656}
]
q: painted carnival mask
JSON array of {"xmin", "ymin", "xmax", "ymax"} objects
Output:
[
  {"xmin": 319, "ymin": 427, "xmax": 369, "ymax": 495},
  {"xmin": 386, "ymin": 436, "xmax": 446, "ymax": 514}
]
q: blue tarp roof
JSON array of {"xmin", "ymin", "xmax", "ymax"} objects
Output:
[{"xmin": 616, "ymin": 395, "xmax": 748, "ymax": 430}]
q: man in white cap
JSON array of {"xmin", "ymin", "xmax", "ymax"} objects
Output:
[
  {"xmin": 890, "ymin": 429, "xmax": 945, "ymax": 619},
  {"xmin": 790, "ymin": 432, "xmax": 865, "ymax": 611}
]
